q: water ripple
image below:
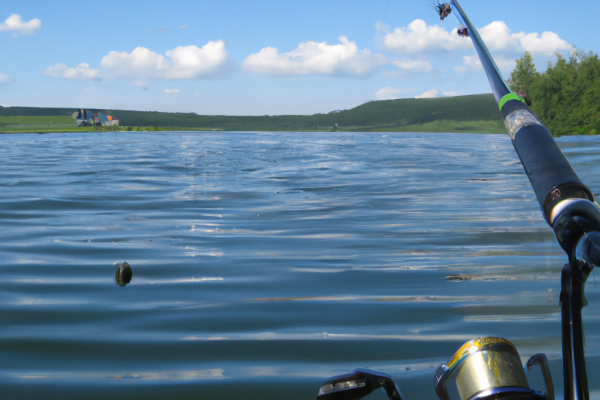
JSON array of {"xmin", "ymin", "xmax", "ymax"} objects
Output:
[{"xmin": 0, "ymin": 132, "xmax": 599, "ymax": 399}]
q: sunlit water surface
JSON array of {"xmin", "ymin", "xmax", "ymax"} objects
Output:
[{"xmin": 1, "ymin": 131, "xmax": 599, "ymax": 400}]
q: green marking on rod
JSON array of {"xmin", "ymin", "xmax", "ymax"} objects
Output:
[{"xmin": 498, "ymin": 93, "xmax": 525, "ymax": 110}]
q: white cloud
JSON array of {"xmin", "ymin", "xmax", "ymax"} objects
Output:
[
  {"xmin": 375, "ymin": 86, "xmax": 405, "ymax": 100},
  {"xmin": 165, "ymin": 89, "xmax": 179, "ymax": 94},
  {"xmin": 443, "ymin": 91, "xmax": 459, "ymax": 97},
  {"xmin": 178, "ymin": 25, "xmax": 189, "ymax": 30},
  {"xmin": 520, "ymin": 32, "xmax": 571, "ymax": 55},
  {"xmin": 0, "ymin": 14, "xmax": 41, "ymax": 37},
  {"xmin": 478, "ymin": 21, "xmax": 572, "ymax": 55},
  {"xmin": 462, "ymin": 56, "xmax": 482, "ymax": 69},
  {"xmin": 378, "ymin": 20, "xmax": 468, "ymax": 54},
  {"xmin": 42, "ymin": 63, "xmax": 101, "ymax": 81},
  {"xmin": 496, "ymin": 57, "xmax": 517, "ymax": 72},
  {"xmin": 0, "ymin": 73, "xmax": 9, "ymax": 83},
  {"xmin": 457, "ymin": 54, "xmax": 516, "ymax": 75},
  {"xmin": 242, "ymin": 36, "xmax": 383, "ymax": 77},
  {"xmin": 415, "ymin": 89, "xmax": 438, "ymax": 99},
  {"xmin": 100, "ymin": 41, "xmax": 231, "ymax": 80},
  {"xmin": 379, "ymin": 19, "xmax": 571, "ymax": 56},
  {"xmin": 391, "ymin": 59, "xmax": 432, "ymax": 72}
]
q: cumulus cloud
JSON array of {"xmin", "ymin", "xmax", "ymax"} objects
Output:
[
  {"xmin": 165, "ymin": 89, "xmax": 179, "ymax": 94},
  {"xmin": 242, "ymin": 36, "xmax": 383, "ymax": 77},
  {"xmin": 479, "ymin": 21, "xmax": 572, "ymax": 55},
  {"xmin": 0, "ymin": 14, "xmax": 41, "ymax": 37},
  {"xmin": 377, "ymin": 20, "xmax": 468, "ymax": 54},
  {"xmin": 378, "ymin": 19, "xmax": 571, "ymax": 56},
  {"xmin": 100, "ymin": 41, "xmax": 231, "ymax": 80},
  {"xmin": 375, "ymin": 86, "xmax": 406, "ymax": 100},
  {"xmin": 391, "ymin": 59, "xmax": 432, "ymax": 72},
  {"xmin": 462, "ymin": 56, "xmax": 482, "ymax": 69},
  {"xmin": 43, "ymin": 63, "xmax": 101, "ymax": 80},
  {"xmin": 443, "ymin": 91, "xmax": 459, "ymax": 97},
  {"xmin": 456, "ymin": 54, "xmax": 516, "ymax": 74},
  {"xmin": 415, "ymin": 89, "xmax": 438, "ymax": 99},
  {"xmin": 496, "ymin": 57, "xmax": 517, "ymax": 72}
]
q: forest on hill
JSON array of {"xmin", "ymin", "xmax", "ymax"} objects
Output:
[
  {"xmin": 509, "ymin": 49, "xmax": 600, "ymax": 136},
  {"xmin": 0, "ymin": 94, "xmax": 504, "ymax": 134}
]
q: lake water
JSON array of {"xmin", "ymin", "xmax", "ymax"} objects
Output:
[{"xmin": 0, "ymin": 131, "xmax": 599, "ymax": 400}]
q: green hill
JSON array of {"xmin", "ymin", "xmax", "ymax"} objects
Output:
[{"xmin": 0, "ymin": 94, "xmax": 505, "ymax": 133}]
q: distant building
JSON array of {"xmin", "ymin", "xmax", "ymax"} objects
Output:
[{"xmin": 75, "ymin": 109, "xmax": 119, "ymax": 127}]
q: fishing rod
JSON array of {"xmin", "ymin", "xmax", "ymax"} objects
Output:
[
  {"xmin": 451, "ymin": 1, "xmax": 600, "ymax": 399},
  {"xmin": 316, "ymin": 1, "xmax": 600, "ymax": 400}
]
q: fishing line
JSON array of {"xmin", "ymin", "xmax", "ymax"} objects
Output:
[
  {"xmin": 450, "ymin": 1, "xmax": 466, "ymax": 25},
  {"xmin": 382, "ymin": 0, "xmax": 392, "ymax": 23}
]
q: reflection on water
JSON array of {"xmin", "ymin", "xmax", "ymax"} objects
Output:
[{"xmin": 0, "ymin": 132, "xmax": 599, "ymax": 399}]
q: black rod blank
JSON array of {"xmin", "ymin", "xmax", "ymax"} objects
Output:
[{"xmin": 451, "ymin": 0, "xmax": 594, "ymax": 224}]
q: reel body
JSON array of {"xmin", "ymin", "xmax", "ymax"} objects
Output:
[{"xmin": 317, "ymin": 337, "xmax": 554, "ymax": 400}]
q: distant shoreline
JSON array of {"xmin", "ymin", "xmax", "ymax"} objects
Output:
[
  {"xmin": 0, "ymin": 129, "xmax": 504, "ymax": 135},
  {"xmin": 2, "ymin": 93, "xmax": 597, "ymax": 136},
  {"xmin": 1, "ymin": 94, "xmax": 511, "ymax": 135},
  {"xmin": 0, "ymin": 122, "xmax": 505, "ymax": 135}
]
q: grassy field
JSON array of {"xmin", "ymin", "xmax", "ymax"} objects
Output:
[
  {"xmin": 0, "ymin": 94, "xmax": 506, "ymax": 133},
  {"xmin": 359, "ymin": 119, "xmax": 505, "ymax": 134},
  {"xmin": 0, "ymin": 115, "xmax": 74, "ymax": 127}
]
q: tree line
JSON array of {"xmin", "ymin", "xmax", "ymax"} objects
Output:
[{"xmin": 509, "ymin": 49, "xmax": 600, "ymax": 136}]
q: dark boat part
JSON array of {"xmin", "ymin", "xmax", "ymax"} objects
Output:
[
  {"xmin": 560, "ymin": 264, "xmax": 575, "ymax": 400},
  {"xmin": 526, "ymin": 354, "xmax": 556, "ymax": 400},
  {"xmin": 581, "ymin": 231, "xmax": 600, "ymax": 268},
  {"xmin": 552, "ymin": 199, "xmax": 600, "ymax": 261},
  {"xmin": 561, "ymin": 259, "xmax": 593, "ymax": 400},
  {"xmin": 317, "ymin": 369, "xmax": 405, "ymax": 400}
]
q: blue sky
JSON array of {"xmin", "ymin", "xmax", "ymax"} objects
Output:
[{"xmin": 0, "ymin": 0, "xmax": 597, "ymax": 115}]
